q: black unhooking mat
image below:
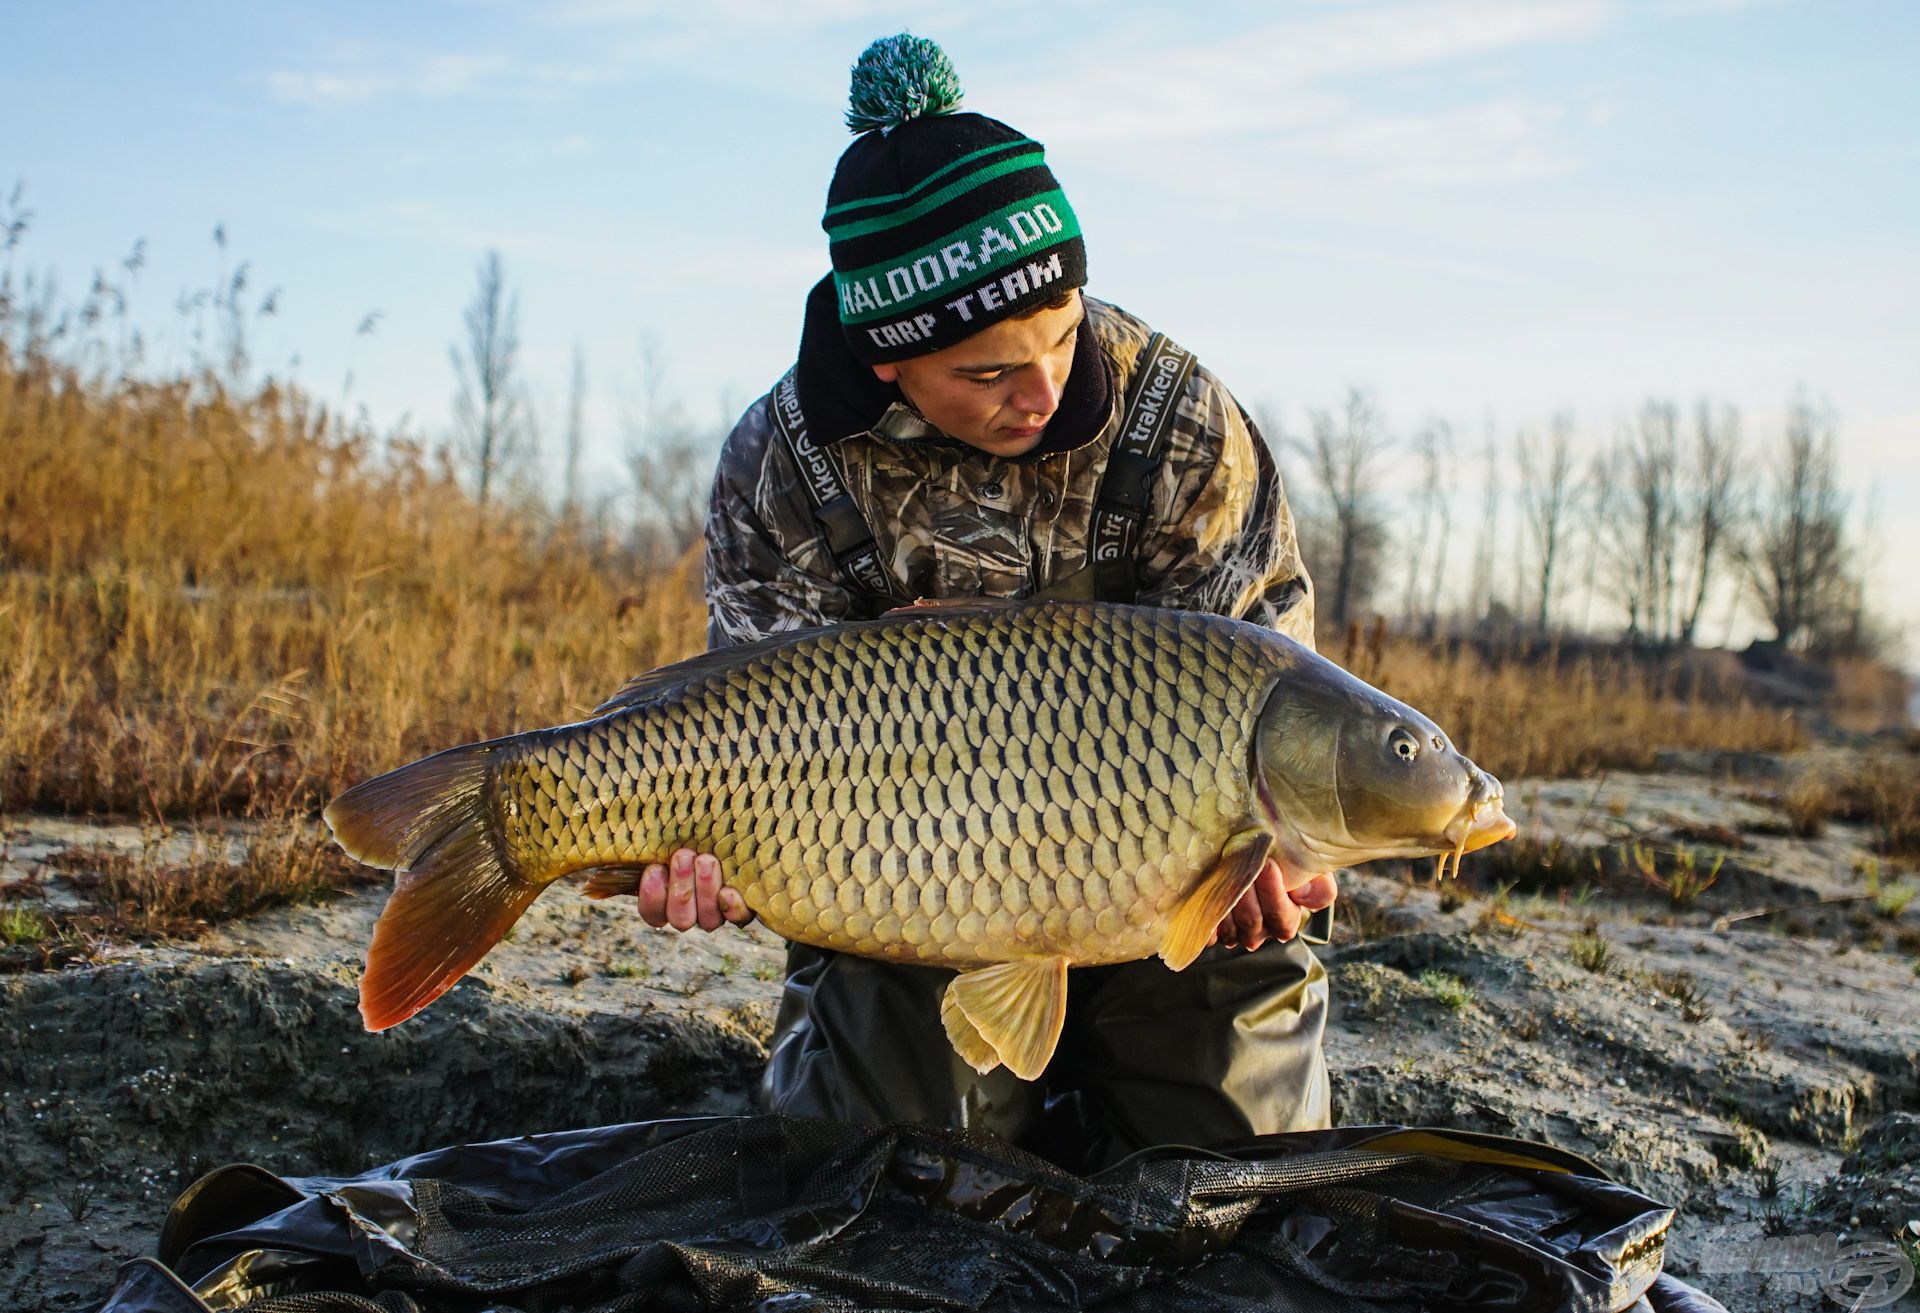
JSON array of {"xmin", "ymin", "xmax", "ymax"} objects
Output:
[{"xmin": 94, "ymin": 1116, "xmax": 1729, "ymax": 1313}]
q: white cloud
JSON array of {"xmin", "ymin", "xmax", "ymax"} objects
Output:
[
  {"xmin": 330, "ymin": 198, "xmax": 822, "ymax": 289},
  {"xmin": 267, "ymin": 49, "xmax": 612, "ymax": 107},
  {"xmin": 1264, "ymin": 235, "xmax": 1522, "ymax": 282},
  {"xmin": 991, "ymin": 0, "xmax": 1608, "ymax": 142},
  {"xmin": 962, "ymin": 0, "xmax": 1614, "ymax": 200},
  {"xmin": 1288, "ymin": 100, "xmax": 1578, "ymax": 184},
  {"xmin": 1650, "ymin": 0, "xmax": 1796, "ymax": 14},
  {"xmin": 540, "ymin": 0, "xmax": 911, "ymax": 22}
]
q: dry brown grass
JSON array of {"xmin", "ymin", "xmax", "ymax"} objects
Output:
[
  {"xmin": 1781, "ymin": 771, "xmax": 1836, "ymax": 837},
  {"xmin": 1815, "ymin": 754, "xmax": 1920, "ymax": 858},
  {"xmin": 0, "ymin": 347, "xmax": 705, "ymax": 822},
  {"xmin": 46, "ymin": 816, "xmax": 377, "ymax": 936},
  {"xmin": 1349, "ymin": 639, "xmax": 1804, "ymax": 783}
]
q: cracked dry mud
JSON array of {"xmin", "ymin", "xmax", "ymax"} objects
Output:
[{"xmin": 4, "ymin": 750, "xmax": 1918, "ymax": 1312}]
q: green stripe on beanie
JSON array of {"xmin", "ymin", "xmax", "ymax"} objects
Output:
[
  {"xmin": 822, "ymin": 139, "xmax": 1030, "ymax": 220},
  {"xmin": 833, "ymin": 189, "xmax": 1081, "ymax": 322},
  {"xmin": 825, "ymin": 148, "xmax": 1045, "ymax": 239},
  {"xmin": 824, "ymin": 35, "xmax": 1088, "ymax": 365}
]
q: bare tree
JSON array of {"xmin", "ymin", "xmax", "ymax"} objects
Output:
[
  {"xmin": 1515, "ymin": 413, "xmax": 1579, "ymax": 633},
  {"xmin": 1419, "ymin": 422, "xmax": 1457, "ymax": 634},
  {"xmin": 1741, "ymin": 398, "xmax": 1850, "ymax": 650},
  {"xmin": 1466, "ymin": 423, "xmax": 1503, "ymax": 628},
  {"xmin": 1398, "ymin": 420, "xmax": 1455, "ymax": 635},
  {"xmin": 1677, "ymin": 401, "xmax": 1744, "ymax": 645},
  {"xmin": 1293, "ymin": 387, "xmax": 1392, "ymax": 629},
  {"xmin": 625, "ymin": 335, "xmax": 717, "ymax": 562},
  {"xmin": 562, "ymin": 344, "xmax": 587, "ymax": 520},
  {"xmin": 1575, "ymin": 445, "xmax": 1619, "ymax": 635},
  {"xmin": 1601, "ymin": 402, "xmax": 1684, "ymax": 645},
  {"xmin": 450, "ymin": 250, "xmax": 527, "ymax": 508}
]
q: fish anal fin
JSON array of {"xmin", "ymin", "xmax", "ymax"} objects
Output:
[
  {"xmin": 1160, "ymin": 828, "xmax": 1273, "ymax": 972},
  {"xmin": 581, "ymin": 867, "xmax": 644, "ymax": 900},
  {"xmin": 940, "ymin": 956, "xmax": 1070, "ymax": 1081}
]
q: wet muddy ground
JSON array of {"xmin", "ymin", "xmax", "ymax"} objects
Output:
[{"xmin": 4, "ymin": 751, "xmax": 1917, "ymax": 1311}]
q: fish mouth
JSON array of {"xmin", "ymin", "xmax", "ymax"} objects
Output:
[{"xmin": 1443, "ymin": 798, "xmax": 1517, "ymax": 854}]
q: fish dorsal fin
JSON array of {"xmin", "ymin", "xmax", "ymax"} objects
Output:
[
  {"xmin": 882, "ymin": 596, "xmax": 1030, "ymax": 618},
  {"xmin": 591, "ymin": 624, "xmax": 842, "ymax": 716},
  {"xmin": 1160, "ymin": 828, "xmax": 1273, "ymax": 972},
  {"xmin": 597, "ymin": 601, "xmax": 1066, "ymax": 716},
  {"xmin": 940, "ymin": 956, "xmax": 1071, "ymax": 1080}
]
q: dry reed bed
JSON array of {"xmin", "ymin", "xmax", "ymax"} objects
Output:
[
  {"xmin": 0, "ymin": 347, "xmax": 1808, "ymax": 944},
  {"xmin": 1, "ymin": 350, "xmax": 704, "ymax": 820},
  {"xmin": 1364, "ymin": 644, "xmax": 1803, "ymax": 782}
]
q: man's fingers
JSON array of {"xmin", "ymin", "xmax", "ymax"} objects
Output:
[
  {"xmin": 694, "ymin": 853, "xmax": 724, "ymax": 932},
  {"xmin": 666, "ymin": 849, "xmax": 697, "ymax": 932},
  {"xmin": 718, "ymin": 887, "xmax": 755, "ymax": 925},
  {"xmin": 1229, "ymin": 886, "xmax": 1263, "ymax": 951},
  {"xmin": 1256, "ymin": 859, "xmax": 1303, "ymax": 944},
  {"xmin": 1291, "ymin": 872, "xmax": 1339, "ymax": 913},
  {"xmin": 637, "ymin": 864, "xmax": 669, "ymax": 928}
]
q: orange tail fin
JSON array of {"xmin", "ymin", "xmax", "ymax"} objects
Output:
[{"xmin": 324, "ymin": 742, "xmax": 542, "ymax": 1031}]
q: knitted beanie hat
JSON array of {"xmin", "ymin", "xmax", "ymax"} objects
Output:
[{"xmin": 824, "ymin": 35, "xmax": 1088, "ymax": 365}]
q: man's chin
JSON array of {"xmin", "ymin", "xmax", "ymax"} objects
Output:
[{"xmin": 971, "ymin": 425, "xmax": 1046, "ymax": 457}]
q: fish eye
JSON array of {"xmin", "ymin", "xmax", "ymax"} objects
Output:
[{"xmin": 1389, "ymin": 728, "xmax": 1420, "ymax": 763}]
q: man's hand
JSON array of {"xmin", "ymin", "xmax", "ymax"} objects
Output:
[
  {"xmin": 1212, "ymin": 858, "xmax": 1337, "ymax": 951},
  {"xmin": 637, "ymin": 848, "xmax": 756, "ymax": 932}
]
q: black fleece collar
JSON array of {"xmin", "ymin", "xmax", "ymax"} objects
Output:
[{"xmin": 791, "ymin": 274, "xmax": 1115, "ymax": 462}]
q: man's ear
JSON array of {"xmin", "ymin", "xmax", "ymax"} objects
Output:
[{"xmin": 871, "ymin": 362, "xmax": 900, "ymax": 384}]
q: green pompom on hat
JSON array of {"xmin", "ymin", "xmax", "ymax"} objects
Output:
[
  {"xmin": 824, "ymin": 34, "xmax": 1087, "ymax": 365},
  {"xmin": 845, "ymin": 33, "xmax": 964, "ymax": 133}
]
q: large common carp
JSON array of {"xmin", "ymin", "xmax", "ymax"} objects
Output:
[{"xmin": 326, "ymin": 600, "xmax": 1514, "ymax": 1079}]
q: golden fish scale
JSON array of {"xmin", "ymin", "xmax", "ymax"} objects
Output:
[{"xmin": 496, "ymin": 604, "xmax": 1284, "ymax": 968}]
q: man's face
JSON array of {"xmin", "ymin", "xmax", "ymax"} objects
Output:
[{"xmin": 871, "ymin": 292, "xmax": 1084, "ymax": 459}]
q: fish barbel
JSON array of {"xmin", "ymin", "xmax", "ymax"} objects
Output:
[{"xmin": 326, "ymin": 600, "xmax": 1514, "ymax": 1079}]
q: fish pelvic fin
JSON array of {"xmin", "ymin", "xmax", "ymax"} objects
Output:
[
  {"xmin": 324, "ymin": 742, "xmax": 542, "ymax": 1032},
  {"xmin": 940, "ymin": 956, "xmax": 1070, "ymax": 1081},
  {"xmin": 1159, "ymin": 828, "xmax": 1273, "ymax": 972}
]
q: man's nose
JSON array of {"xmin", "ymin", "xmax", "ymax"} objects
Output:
[{"xmin": 1009, "ymin": 364, "xmax": 1062, "ymax": 419}]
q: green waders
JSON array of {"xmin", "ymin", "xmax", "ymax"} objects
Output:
[{"xmin": 759, "ymin": 936, "xmax": 1332, "ymax": 1173}]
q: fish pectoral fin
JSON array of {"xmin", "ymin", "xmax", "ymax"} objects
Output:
[
  {"xmin": 940, "ymin": 956, "xmax": 1070, "ymax": 1081},
  {"xmin": 1159, "ymin": 828, "xmax": 1274, "ymax": 972},
  {"xmin": 939, "ymin": 996, "xmax": 1001, "ymax": 1076}
]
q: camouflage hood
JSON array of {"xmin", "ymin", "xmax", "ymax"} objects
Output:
[{"xmin": 705, "ymin": 293, "xmax": 1315, "ymax": 651}]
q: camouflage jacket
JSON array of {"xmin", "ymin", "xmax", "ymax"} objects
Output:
[{"xmin": 704, "ymin": 296, "xmax": 1314, "ymax": 650}]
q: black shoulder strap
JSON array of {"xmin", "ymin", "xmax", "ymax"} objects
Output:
[
  {"xmin": 769, "ymin": 369, "xmax": 896, "ymax": 604},
  {"xmin": 772, "ymin": 333, "xmax": 1195, "ymax": 609},
  {"xmin": 1089, "ymin": 331, "xmax": 1197, "ymax": 573}
]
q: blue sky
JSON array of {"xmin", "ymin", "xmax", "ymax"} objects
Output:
[{"xmin": 5, "ymin": 0, "xmax": 1917, "ymax": 658}]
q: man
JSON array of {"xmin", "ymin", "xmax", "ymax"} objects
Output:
[{"xmin": 636, "ymin": 35, "xmax": 1336, "ymax": 1170}]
